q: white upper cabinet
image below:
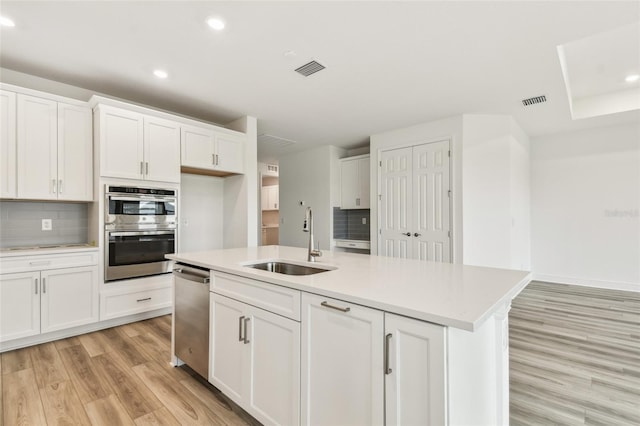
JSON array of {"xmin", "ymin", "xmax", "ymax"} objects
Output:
[
  {"xmin": 181, "ymin": 124, "xmax": 245, "ymax": 174},
  {"xmin": 340, "ymin": 155, "xmax": 370, "ymax": 209},
  {"xmin": 144, "ymin": 116, "xmax": 181, "ymax": 183},
  {"xmin": 261, "ymin": 185, "xmax": 279, "ymax": 211},
  {"xmin": 97, "ymin": 105, "xmax": 180, "ymax": 183},
  {"xmin": 57, "ymin": 103, "xmax": 93, "ymax": 201},
  {"xmin": 14, "ymin": 94, "xmax": 92, "ymax": 201},
  {"xmin": 0, "ymin": 90, "xmax": 17, "ymax": 198}
]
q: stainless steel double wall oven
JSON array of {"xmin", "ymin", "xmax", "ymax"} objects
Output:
[{"xmin": 104, "ymin": 185, "xmax": 177, "ymax": 281}]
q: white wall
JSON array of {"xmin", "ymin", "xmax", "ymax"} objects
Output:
[
  {"xmin": 279, "ymin": 145, "xmax": 346, "ymax": 250},
  {"xmin": 179, "ymin": 174, "xmax": 224, "ymax": 252},
  {"xmin": 531, "ymin": 123, "xmax": 640, "ymax": 291},
  {"xmin": 462, "ymin": 115, "xmax": 530, "ymax": 270},
  {"xmin": 225, "ymin": 116, "xmax": 259, "ymax": 248}
]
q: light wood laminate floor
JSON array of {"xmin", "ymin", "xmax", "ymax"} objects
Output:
[
  {"xmin": 0, "ymin": 315, "xmax": 251, "ymax": 426},
  {"xmin": 510, "ymin": 281, "xmax": 640, "ymax": 425}
]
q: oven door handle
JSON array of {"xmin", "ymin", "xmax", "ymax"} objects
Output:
[
  {"xmin": 107, "ymin": 195, "xmax": 175, "ymax": 203},
  {"xmin": 108, "ymin": 230, "xmax": 175, "ymax": 237}
]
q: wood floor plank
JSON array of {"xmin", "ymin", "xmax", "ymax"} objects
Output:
[
  {"xmin": 58, "ymin": 344, "xmax": 112, "ymax": 404},
  {"xmin": 53, "ymin": 336, "xmax": 82, "ymax": 351},
  {"xmin": 134, "ymin": 407, "xmax": 181, "ymax": 426},
  {"xmin": 179, "ymin": 378, "xmax": 250, "ymax": 426},
  {"xmin": 142, "ymin": 317, "xmax": 172, "ymax": 342},
  {"xmin": 92, "ymin": 350, "xmax": 162, "ymax": 419},
  {"xmin": 85, "ymin": 394, "xmax": 135, "ymax": 426},
  {"xmin": 132, "ymin": 332, "xmax": 192, "ymax": 381},
  {"xmin": 2, "ymin": 368, "xmax": 47, "ymax": 426},
  {"xmin": 1, "ymin": 347, "xmax": 33, "ymax": 374},
  {"xmin": 29, "ymin": 341, "xmax": 70, "ymax": 389},
  {"xmin": 101, "ymin": 327, "xmax": 149, "ymax": 367},
  {"xmin": 78, "ymin": 330, "xmax": 112, "ymax": 357},
  {"xmin": 510, "ymin": 281, "xmax": 640, "ymax": 425},
  {"xmin": 39, "ymin": 380, "xmax": 91, "ymax": 425},
  {"xmin": 132, "ymin": 361, "xmax": 228, "ymax": 425},
  {"xmin": 0, "ymin": 354, "xmax": 3, "ymax": 425}
]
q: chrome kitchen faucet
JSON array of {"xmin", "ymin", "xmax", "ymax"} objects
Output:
[{"xmin": 304, "ymin": 207, "xmax": 322, "ymax": 262}]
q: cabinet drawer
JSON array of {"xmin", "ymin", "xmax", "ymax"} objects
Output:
[
  {"xmin": 101, "ymin": 285, "xmax": 171, "ymax": 320},
  {"xmin": 0, "ymin": 250, "xmax": 98, "ymax": 274},
  {"xmin": 212, "ymin": 272, "xmax": 300, "ymax": 321}
]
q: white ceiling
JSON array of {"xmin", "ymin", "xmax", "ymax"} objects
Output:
[{"xmin": 1, "ymin": 1, "xmax": 639, "ymax": 163}]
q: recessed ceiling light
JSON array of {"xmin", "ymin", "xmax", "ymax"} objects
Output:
[
  {"xmin": 625, "ymin": 74, "xmax": 640, "ymax": 83},
  {"xmin": 207, "ymin": 17, "xmax": 225, "ymax": 31},
  {"xmin": 153, "ymin": 69, "xmax": 168, "ymax": 79},
  {"xmin": 0, "ymin": 16, "xmax": 15, "ymax": 27}
]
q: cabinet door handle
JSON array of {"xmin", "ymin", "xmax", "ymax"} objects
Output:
[
  {"xmin": 140, "ymin": 162, "xmax": 144, "ymax": 175},
  {"xmin": 243, "ymin": 317, "xmax": 250, "ymax": 344},
  {"xmin": 320, "ymin": 301, "xmax": 351, "ymax": 313},
  {"xmin": 42, "ymin": 278, "xmax": 46, "ymax": 294},
  {"xmin": 356, "ymin": 197, "xmax": 360, "ymax": 206},
  {"xmin": 35, "ymin": 278, "xmax": 38, "ymax": 295},
  {"xmin": 145, "ymin": 162, "xmax": 149, "ymax": 175},
  {"xmin": 58, "ymin": 179, "xmax": 63, "ymax": 194},
  {"xmin": 414, "ymin": 233, "xmax": 421, "ymax": 237},
  {"xmin": 238, "ymin": 316, "xmax": 245, "ymax": 342},
  {"xmin": 385, "ymin": 333, "xmax": 393, "ymax": 375},
  {"xmin": 52, "ymin": 178, "xmax": 57, "ymax": 194},
  {"xmin": 402, "ymin": 232, "xmax": 411, "ymax": 237},
  {"xmin": 136, "ymin": 297, "xmax": 151, "ymax": 302},
  {"xmin": 212, "ymin": 154, "xmax": 216, "ymax": 165},
  {"xmin": 29, "ymin": 261, "xmax": 51, "ymax": 266}
]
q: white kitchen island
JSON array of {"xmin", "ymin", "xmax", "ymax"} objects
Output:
[{"xmin": 168, "ymin": 245, "xmax": 531, "ymax": 426}]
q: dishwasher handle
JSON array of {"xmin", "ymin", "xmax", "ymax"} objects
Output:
[{"xmin": 174, "ymin": 267, "xmax": 210, "ymax": 284}]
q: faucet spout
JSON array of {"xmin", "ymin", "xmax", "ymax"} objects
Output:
[{"xmin": 305, "ymin": 207, "xmax": 322, "ymax": 262}]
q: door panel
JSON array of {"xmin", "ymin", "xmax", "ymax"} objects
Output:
[
  {"xmin": 58, "ymin": 103, "xmax": 92, "ymax": 201},
  {"xmin": 0, "ymin": 90, "xmax": 17, "ymax": 198},
  {"xmin": 413, "ymin": 141, "xmax": 450, "ymax": 262},
  {"xmin": 379, "ymin": 147, "xmax": 413, "ymax": 259},
  {"xmin": 144, "ymin": 117, "xmax": 180, "ymax": 183},
  {"xmin": 0, "ymin": 271, "xmax": 40, "ymax": 342},
  {"xmin": 181, "ymin": 126, "xmax": 215, "ymax": 169}
]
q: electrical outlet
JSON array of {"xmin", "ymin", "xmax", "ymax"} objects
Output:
[
  {"xmin": 362, "ymin": 217, "xmax": 367, "ymax": 225},
  {"xmin": 42, "ymin": 219, "xmax": 52, "ymax": 231}
]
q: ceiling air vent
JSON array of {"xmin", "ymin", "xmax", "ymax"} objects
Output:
[
  {"xmin": 522, "ymin": 95, "xmax": 547, "ymax": 106},
  {"xmin": 258, "ymin": 133, "xmax": 297, "ymax": 149},
  {"xmin": 295, "ymin": 60, "xmax": 326, "ymax": 77}
]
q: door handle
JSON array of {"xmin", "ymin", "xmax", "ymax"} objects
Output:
[
  {"xmin": 42, "ymin": 278, "xmax": 46, "ymax": 294},
  {"xmin": 35, "ymin": 278, "xmax": 38, "ymax": 295},
  {"xmin": 140, "ymin": 162, "xmax": 144, "ymax": 175},
  {"xmin": 238, "ymin": 316, "xmax": 245, "ymax": 342},
  {"xmin": 402, "ymin": 232, "xmax": 411, "ymax": 237},
  {"xmin": 320, "ymin": 301, "xmax": 351, "ymax": 313},
  {"xmin": 385, "ymin": 333, "xmax": 393, "ymax": 375},
  {"xmin": 243, "ymin": 317, "xmax": 250, "ymax": 344},
  {"xmin": 414, "ymin": 233, "xmax": 421, "ymax": 237},
  {"xmin": 52, "ymin": 178, "xmax": 57, "ymax": 194},
  {"xmin": 356, "ymin": 197, "xmax": 360, "ymax": 206},
  {"xmin": 58, "ymin": 179, "xmax": 63, "ymax": 194},
  {"xmin": 145, "ymin": 162, "xmax": 149, "ymax": 175}
]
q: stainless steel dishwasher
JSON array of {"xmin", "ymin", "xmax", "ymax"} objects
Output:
[{"xmin": 173, "ymin": 263, "xmax": 210, "ymax": 378}]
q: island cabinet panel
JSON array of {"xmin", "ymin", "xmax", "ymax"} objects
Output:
[
  {"xmin": 384, "ymin": 313, "xmax": 446, "ymax": 426},
  {"xmin": 301, "ymin": 293, "xmax": 384, "ymax": 426},
  {"xmin": 210, "ymin": 292, "xmax": 300, "ymax": 426},
  {"xmin": 0, "ymin": 271, "xmax": 41, "ymax": 342}
]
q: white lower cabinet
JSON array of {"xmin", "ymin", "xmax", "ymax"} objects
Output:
[
  {"xmin": 0, "ymin": 264, "xmax": 98, "ymax": 344},
  {"xmin": 210, "ymin": 292, "xmax": 300, "ymax": 426},
  {"xmin": 384, "ymin": 312, "xmax": 446, "ymax": 426},
  {"xmin": 301, "ymin": 293, "xmax": 384, "ymax": 426}
]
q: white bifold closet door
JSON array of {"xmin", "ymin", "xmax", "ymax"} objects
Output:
[{"xmin": 379, "ymin": 140, "xmax": 451, "ymax": 262}]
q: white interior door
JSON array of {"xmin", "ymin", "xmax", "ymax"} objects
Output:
[
  {"xmin": 379, "ymin": 147, "xmax": 413, "ymax": 258},
  {"xmin": 412, "ymin": 141, "xmax": 451, "ymax": 262}
]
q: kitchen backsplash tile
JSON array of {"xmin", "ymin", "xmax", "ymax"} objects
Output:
[
  {"xmin": 333, "ymin": 207, "xmax": 370, "ymax": 241},
  {"xmin": 0, "ymin": 201, "xmax": 88, "ymax": 248}
]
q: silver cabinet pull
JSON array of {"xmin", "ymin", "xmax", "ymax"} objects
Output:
[
  {"xmin": 145, "ymin": 162, "xmax": 149, "ymax": 175},
  {"xmin": 356, "ymin": 197, "xmax": 360, "ymax": 206},
  {"xmin": 58, "ymin": 179, "xmax": 63, "ymax": 194},
  {"xmin": 320, "ymin": 301, "xmax": 351, "ymax": 313},
  {"xmin": 35, "ymin": 278, "xmax": 38, "ymax": 295},
  {"xmin": 414, "ymin": 233, "xmax": 421, "ymax": 237},
  {"xmin": 385, "ymin": 333, "xmax": 393, "ymax": 375},
  {"xmin": 136, "ymin": 297, "xmax": 151, "ymax": 302},
  {"xmin": 402, "ymin": 232, "xmax": 411, "ymax": 237},
  {"xmin": 29, "ymin": 261, "xmax": 51, "ymax": 266},
  {"xmin": 243, "ymin": 317, "xmax": 250, "ymax": 344},
  {"xmin": 238, "ymin": 315, "xmax": 245, "ymax": 342},
  {"xmin": 140, "ymin": 162, "xmax": 144, "ymax": 174},
  {"xmin": 52, "ymin": 178, "xmax": 57, "ymax": 194},
  {"xmin": 42, "ymin": 278, "xmax": 46, "ymax": 294},
  {"xmin": 212, "ymin": 154, "xmax": 215, "ymax": 165}
]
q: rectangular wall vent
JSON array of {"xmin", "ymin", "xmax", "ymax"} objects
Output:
[
  {"xmin": 267, "ymin": 164, "xmax": 278, "ymax": 173},
  {"xmin": 295, "ymin": 60, "xmax": 326, "ymax": 77},
  {"xmin": 522, "ymin": 95, "xmax": 547, "ymax": 106}
]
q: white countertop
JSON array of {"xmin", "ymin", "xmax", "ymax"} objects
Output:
[
  {"xmin": 0, "ymin": 244, "xmax": 98, "ymax": 257},
  {"xmin": 168, "ymin": 245, "xmax": 530, "ymax": 331}
]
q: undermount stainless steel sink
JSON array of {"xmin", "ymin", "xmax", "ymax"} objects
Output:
[{"xmin": 244, "ymin": 260, "xmax": 335, "ymax": 276}]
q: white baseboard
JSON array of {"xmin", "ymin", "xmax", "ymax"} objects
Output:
[
  {"xmin": 0, "ymin": 307, "xmax": 172, "ymax": 353},
  {"xmin": 532, "ymin": 273, "xmax": 640, "ymax": 293}
]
